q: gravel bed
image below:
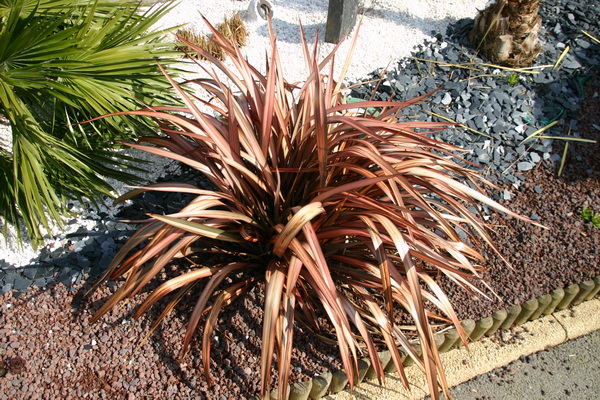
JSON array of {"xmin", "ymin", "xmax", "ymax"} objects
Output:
[
  {"xmin": 0, "ymin": 0, "xmax": 599, "ymax": 398},
  {"xmin": 0, "ymin": 279, "xmax": 343, "ymax": 399}
]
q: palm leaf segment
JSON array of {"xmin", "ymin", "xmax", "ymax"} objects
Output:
[
  {"xmin": 0, "ymin": 0, "xmax": 180, "ymax": 247},
  {"xmin": 91, "ymin": 16, "xmax": 532, "ymax": 400}
]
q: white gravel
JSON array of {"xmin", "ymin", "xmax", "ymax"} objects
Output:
[
  {"xmin": 1, "ymin": 0, "xmax": 489, "ymax": 266},
  {"xmin": 155, "ymin": 0, "xmax": 489, "ymax": 83}
]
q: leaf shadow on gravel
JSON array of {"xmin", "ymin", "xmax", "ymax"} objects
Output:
[
  {"xmin": 145, "ymin": 321, "xmax": 200, "ymax": 395},
  {"xmin": 139, "ymin": 270, "xmax": 266, "ymax": 396},
  {"xmin": 67, "ymin": 277, "xmax": 249, "ymax": 396},
  {"xmin": 64, "ymin": 257, "xmax": 342, "ymax": 398},
  {"xmin": 69, "ymin": 279, "xmax": 137, "ymax": 332}
]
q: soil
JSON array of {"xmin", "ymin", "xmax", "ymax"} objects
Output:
[{"xmin": 0, "ymin": 79, "xmax": 598, "ymax": 400}]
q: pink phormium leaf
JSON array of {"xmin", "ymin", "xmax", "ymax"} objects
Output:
[
  {"xmin": 261, "ymin": 262, "xmax": 286, "ymax": 396},
  {"xmin": 181, "ymin": 262, "xmax": 252, "ymax": 356}
]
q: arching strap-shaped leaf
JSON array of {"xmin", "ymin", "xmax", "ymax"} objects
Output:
[
  {"xmin": 148, "ymin": 213, "xmax": 244, "ymax": 243},
  {"xmin": 113, "ymin": 183, "xmax": 233, "ymax": 204},
  {"xmin": 134, "ymin": 266, "xmax": 222, "ymax": 317},
  {"xmin": 352, "ymin": 285, "xmax": 404, "ymax": 387},
  {"xmin": 277, "ymin": 289, "xmax": 296, "ymax": 400},
  {"xmin": 272, "ymin": 202, "xmax": 325, "ymax": 257},
  {"xmin": 372, "ymin": 214, "xmax": 447, "ymax": 399},
  {"xmin": 180, "ymin": 262, "xmax": 251, "ymax": 356},
  {"xmin": 260, "ymin": 262, "xmax": 286, "ymax": 398}
]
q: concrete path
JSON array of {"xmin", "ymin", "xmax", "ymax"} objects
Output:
[
  {"xmin": 327, "ymin": 298, "xmax": 600, "ymax": 400},
  {"xmin": 448, "ymin": 330, "xmax": 600, "ymax": 399}
]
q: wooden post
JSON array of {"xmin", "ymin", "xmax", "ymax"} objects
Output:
[{"xmin": 325, "ymin": 0, "xmax": 359, "ymax": 43}]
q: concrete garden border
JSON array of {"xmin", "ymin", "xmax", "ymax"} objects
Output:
[{"xmin": 266, "ymin": 275, "xmax": 600, "ymax": 400}]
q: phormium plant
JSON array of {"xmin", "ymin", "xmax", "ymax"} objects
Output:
[
  {"xmin": 0, "ymin": 0, "xmax": 180, "ymax": 248},
  {"xmin": 90, "ymin": 16, "xmax": 534, "ymax": 399}
]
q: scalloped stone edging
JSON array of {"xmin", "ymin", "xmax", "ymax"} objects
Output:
[{"xmin": 267, "ymin": 275, "xmax": 600, "ymax": 400}]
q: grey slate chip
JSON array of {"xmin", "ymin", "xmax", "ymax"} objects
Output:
[
  {"xmin": 100, "ymin": 237, "xmax": 115, "ymax": 250},
  {"xmin": 494, "ymin": 151, "xmax": 501, "ymax": 164},
  {"xmin": 59, "ymin": 270, "xmax": 77, "ymax": 288},
  {"xmin": 424, "ymin": 77, "xmax": 436, "ymax": 89},
  {"xmin": 98, "ymin": 254, "xmax": 113, "ymax": 270},
  {"xmin": 517, "ymin": 162, "xmax": 534, "ymax": 171},
  {"xmin": 13, "ymin": 275, "xmax": 31, "ymax": 291},
  {"xmin": 32, "ymin": 279, "xmax": 47, "ymax": 288},
  {"xmin": 495, "ymin": 91, "xmax": 511, "ymax": 105},
  {"xmin": 530, "ymin": 213, "xmax": 540, "ymax": 221},
  {"xmin": 478, "ymin": 153, "xmax": 491, "ymax": 163},
  {"xmin": 78, "ymin": 257, "xmax": 92, "ymax": 270},
  {"xmin": 473, "ymin": 115, "xmax": 485, "ymax": 128},
  {"xmin": 493, "ymin": 123, "xmax": 509, "ymax": 134},
  {"xmin": 39, "ymin": 247, "xmax": 51, "ymax": 261},
  {"xmin": 563, "ymin": 58, "xmax": 583, "ymax": 69},
  {"xmin": 72, "ymin": 240, "xmax": 86, "ymax": 252},
  {"xmin": 22, "ymin": 267, "xmax": 37, "ymax": 280}
]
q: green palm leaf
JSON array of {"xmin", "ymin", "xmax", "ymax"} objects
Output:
[{"xmin": 0, "ymin": 0, "xmax": 182, "ymax": 247}]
